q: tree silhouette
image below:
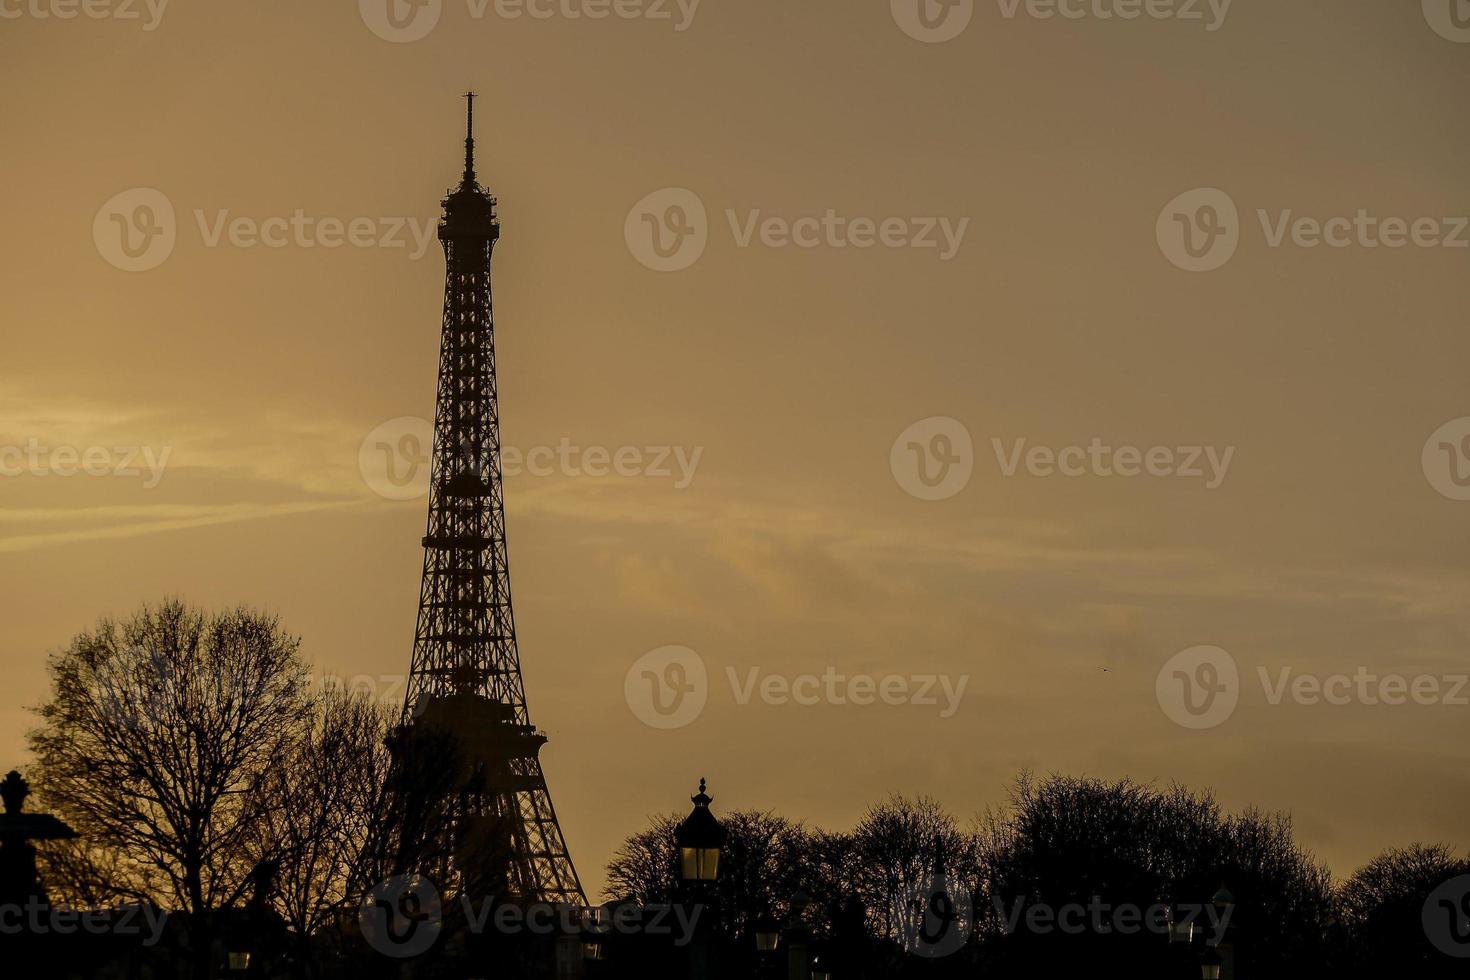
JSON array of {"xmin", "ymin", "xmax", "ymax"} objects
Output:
[
  {"xmin": 1335, "ymin": 842, "xmax": 1470, "ymax": 978},
  {"xmin": 29, "ymin": 600, "xmax": 325, "ymax": 979}
]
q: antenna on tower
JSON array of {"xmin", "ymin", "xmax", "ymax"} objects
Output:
[{"xmin": 463, "ymin": 91, "xmax": 477, "ymax": 187}]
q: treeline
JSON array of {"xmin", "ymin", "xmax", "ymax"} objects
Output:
[
  {"xmin": 605, "ymin": 778, "xmax": 1469, "ymax": 979},
  {"xmin": 20, "ymin": 599, "xmax": 1470, "ymax": 979}
]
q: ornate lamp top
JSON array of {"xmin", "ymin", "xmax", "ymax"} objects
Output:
[
  {"xmin": 1, "ymin": 771, "xmax": 27, "ymax": 815},
  {"xmin": 676, "ymin": 776, "xmax": 727, "ymax": 849},
  {"xmin": 0, "ymin": 769, "xmax": 78, "ymax": 842}
]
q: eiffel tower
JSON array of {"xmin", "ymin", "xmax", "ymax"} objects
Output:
[{"xmin": 397, "ymin": 94, "xmax": 585, "ymax": 907}]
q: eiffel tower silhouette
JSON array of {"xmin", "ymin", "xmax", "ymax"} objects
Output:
[{"xmin": 396, "ymin": 94, "xmax": 585, "ymax": 907}]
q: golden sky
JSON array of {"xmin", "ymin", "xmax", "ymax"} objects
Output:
[{"xmin": 3, "ymin": 1, "xmax": 1469, "ymax": 898}]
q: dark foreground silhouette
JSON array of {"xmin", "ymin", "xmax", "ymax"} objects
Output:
[{"xmin": 6, "ymin": 598, "xmax": 1468, "ymax": 979}]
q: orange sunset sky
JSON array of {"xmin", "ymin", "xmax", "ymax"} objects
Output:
[{"xmin": 3, "ymin": 0, "xmax": 1469, "ymax": 898}]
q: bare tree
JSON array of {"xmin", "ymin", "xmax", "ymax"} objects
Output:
[
  {"xmin": 249, "ymin": 687, "xmax": 393, "ymax": 968},
  {"xmin": 29, "ymin": 600, "xmax": 312, "ymax": 979},
  {"xmin": 850, "ymin": 794, "xmax": 971, "ymax": 944},
  {"xmin": 974, "ymin": 772, "xmax": 1334, "ymax": 979},
  {"xmin": 1335, "ymin": 842, "xmax": 1470, "ymax": 977},
  {"xmin": 604, "ymin": 811, "xmax": 680, "ymax": 905}
]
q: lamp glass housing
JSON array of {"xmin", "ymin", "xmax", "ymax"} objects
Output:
[{"xmin": 680, "ymin": 845, "xmax": 720, "ymax": 882}]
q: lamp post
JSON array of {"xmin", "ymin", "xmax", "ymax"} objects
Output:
[
  {"xmin": 753, "ymin": 911, "xmax": 781, "ymax": 980},
  {"xmin": 1210, "ymin": 883, "xmax": 1235, "ymax": 980},
  {"xmin": 1200, "ymin": 945, "xmax": 1222, "ymax": 980},
  {"xmin": 755, "ymin": 912, "xmax": 782, "ymax": 953},
  {"xmin": 785, "ymin": 891, "xmax": 812, "ymax": 980},
  {"xmin": 675, "ymin": 778, "xmax": 726, "ymax": 980}
]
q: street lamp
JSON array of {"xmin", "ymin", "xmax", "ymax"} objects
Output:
[
  {"xmin": 811, "ymin": 942, "xmax": 832, "ymax": 980},
  {"xmin": 755, "ymin": 912, "xmax": 781, "ymax": 952},
  {"xmin": 675, "ymin": 778, "xmax": 727, "ymax": 884},
  {"xmin": 1200, "ymin": 945, "xmax": 1222, "ymax": 980}
]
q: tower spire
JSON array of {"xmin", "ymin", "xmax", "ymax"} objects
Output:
[{"xmin": 463, "ymin": 90, "xmax": 477, "ymax": 187}]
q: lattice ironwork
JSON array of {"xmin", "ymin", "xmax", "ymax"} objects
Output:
[{"xmin": 399, "ymin": 94, "xmax": 585, "ymax": 907}]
